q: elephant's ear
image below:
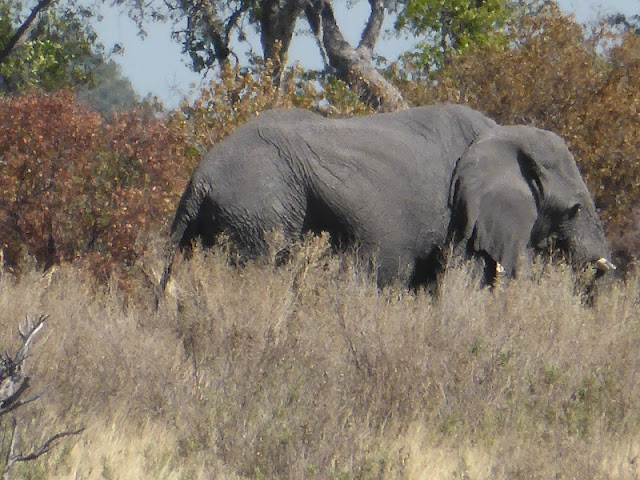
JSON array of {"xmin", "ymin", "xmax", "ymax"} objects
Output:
[{"xmin": 449, "ymin": 134, "xmax": 542, "ymax": 276}]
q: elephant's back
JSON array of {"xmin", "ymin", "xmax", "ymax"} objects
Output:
[
  {"xmin": 188, "ymin": 105, "xmax": 496, "ymax": 251},
  {"xmin": 335, "ymin": 104, "xmax": 496, "ymax": 251},
  {"xmin": 385, "ymin": 104, "xmax": 496, "ymax": 156},
  {"xmin": 286, "ymin": 110, "xmax": 462, "ymax": 251}
]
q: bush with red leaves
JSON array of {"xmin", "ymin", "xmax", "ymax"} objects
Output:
[{"xmin": 0, "ymin": 91, "xmax": 193, "ymax": 279}]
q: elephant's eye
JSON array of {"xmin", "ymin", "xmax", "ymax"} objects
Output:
[{"xmin": 568, "ymin": 203, "xmax": 582, "ymax": 220}]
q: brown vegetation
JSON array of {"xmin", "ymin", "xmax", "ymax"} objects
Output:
[
  {"xmin": 0, "ymin": 90, "xmax": 192, "ymax": 280},
  {"xmin": 0, "ymin": 65, "xmax": 372, "ymax": 285},
  {"xmin": 1, "ymin": 239, "xmax": 639, "ymax": 478}
]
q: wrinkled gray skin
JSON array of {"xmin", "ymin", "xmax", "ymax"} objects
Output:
[
  {"xmin": 163, "ymin": 105, "xmax": 612, "ymax": 292},
  {"xmin": 449, "ymin": 124, "xmax": 612, "ymax": 281},
  {"xmin": 166, "ymin": 104, "xmax": 496, "ymax": 287}
]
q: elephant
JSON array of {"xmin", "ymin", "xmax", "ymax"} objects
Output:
[
  {"xmin": 448, "ymin": 124, "xmax": 615, "ymax": 282},
  {"xmin": 160, "ymin": 104, "xmax": 614, "ymax": 293}
]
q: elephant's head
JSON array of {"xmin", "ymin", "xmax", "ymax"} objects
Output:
[{"xmin": 449, "ymin": 125, "xmax": 614, "ymax": 278}]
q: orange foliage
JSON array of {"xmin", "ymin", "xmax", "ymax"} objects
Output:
[
  {"xmin": 0, "ymin": 91, "xmax": 192, "ymax": 278},
  {"xmin": 171, "ymin": 62, "xmax": 371, "ymax": 152}
]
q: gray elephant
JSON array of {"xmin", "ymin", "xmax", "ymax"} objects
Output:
[
  {"xmin": 449, "ymin": 124, "xmax": 615, "ymax": 281},
  {"xmin": 162, "ymin": 104, "xmax": 614, "ymax": 291}
]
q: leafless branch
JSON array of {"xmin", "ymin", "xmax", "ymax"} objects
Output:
[
  {"xmin": 15, "ymin": 316, "xmax": 46, "ymax": 365},
  {"xmin": 0, "ymin": 389, "xmax": 46, "ymax": 417},
  {"xmin": 10, "ymin": 428, "xmax": 85, "ymax": 463},
  {"xmin": 0, "ymin": 378, "xmax": 30, "ymax": 416},
  {"xmin": 225, "ymin": 4, "xmax": 250, "ymax": 38},
  {"xmin": 358, "ymin": 0, "xmax": 385, "ymax": 54},
  {"xmin": 1, "ymin": 315, "xmax": 82, "ymax": 479},
  {"xmin": 1, "ymin": 315, "xmax": 47, "ymax": 416},
  {"xmin": 2, "ymin": 418, "xmax": 17, "ymax": 480},
  {"xmin": 2, "ymin": 424, "xmax": 84, "ymax": 479}
]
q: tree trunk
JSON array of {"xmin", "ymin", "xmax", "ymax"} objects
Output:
[
  {"xmin": 304, "ymin": 0, "xmax": 407, "ymax": 111},
  {"xmin": 260, "ymin": 0, "xmax": 306, "ymax": 85}
]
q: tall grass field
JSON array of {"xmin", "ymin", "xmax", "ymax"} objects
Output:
[{"xmin": 1, "ymin": 237, "xmax": 639, "ymax": 479}]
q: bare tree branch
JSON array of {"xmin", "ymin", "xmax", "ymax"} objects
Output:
[
  {"xmin": 304, "ymin": 0, "xmax": 407, "ymax": 110},
  {"xmin": 2, "ymin": 424, "xmax": 84, "ymax": 479},
  {"xmin": 1, "ymin": 316, "xmax": 82, "ymax": 479},
  {"xmin": 304, "ymin": 3, "xmax": 330, "ymax": 68},
  {"xmin": 10, "ymin": 428, "xmax": 85, "ymax": 463},
  {"xmin": 15, "ymin": 317, "xmax": 46, "ymax": 365},
  {"xmin": 1, "ymin": 316, "xmax": 47, "ymax": 416},
  {"xmin": 358, "ymin": 0, "xmax": 384, "ymax": 54},
  {"xmin": 0, "ymin": 389, "xmax": 46, "ymax": 417},
  {"xmin": 2, "ymin": 418, "xmax": 17, "ymax": 480},
  {"xmin": 0, "ymin": 378, "xmax": 30, "ymax": 416}
]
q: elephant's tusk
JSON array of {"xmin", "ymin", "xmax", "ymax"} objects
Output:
[
  {"xmin": 596, "ymin": 257, "xmax": 616, "ymax": 271},
  {"xmin": 496, "ymin": 262, "xmax": 505, "ymax": 275}
]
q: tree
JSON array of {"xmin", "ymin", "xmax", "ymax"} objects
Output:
[
  {"xmin": 0, "ymin": 90, "xmax": 190, "ymax": 277},
  {"xmin": 303, "ymin": 0, "xmax": 407, "ymax": 110},
  {"xmin": 606, "ymin": 12, "xmax": 640, "ymax": 35},
  {"xmin": 0, "ymin": 0, "xmax": 100, "ymax": 93},
  {"xmin": 1, "ymin": 315, "xmax": 83, "ymax": 479},
  {"xmin": 75, "ymin": 60, "xmax": 141, "ymax": 114},
  {"xmin": 394, "ymin": 0, "xmax": 513, "ymax": 74},
  {"xmin": 0, "ymin": 0, "xmax": 54, "ymax": 67},
  {"xmin": 117, "ymin": 0, "xmax": 407, "ymax": 110}
]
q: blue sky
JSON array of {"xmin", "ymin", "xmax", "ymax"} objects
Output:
[{"xmin": 92, "ymin": 0, "xmax": 639, "ymax": 109}]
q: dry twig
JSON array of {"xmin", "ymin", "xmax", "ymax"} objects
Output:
[{"xmin": 1, "ymin": 315, "xmax": 83, "ymax": 480}]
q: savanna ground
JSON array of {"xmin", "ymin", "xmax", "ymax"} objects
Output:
[{"xmin": 1, "ymin": 235, "xmax": 639, "ymax": 479}]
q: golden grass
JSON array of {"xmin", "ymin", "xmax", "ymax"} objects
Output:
[{"xmin": 1, "ymin": 237, "xmax": 639, "ymax": 479}]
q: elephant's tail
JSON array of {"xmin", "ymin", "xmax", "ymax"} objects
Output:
[
  {"xmin": 155, "ymin": 176, "xmax": 212, "ymax": 308},
  {"xmin": 155, "ymin": 250, "xmax": 175, "ymax": 310}
]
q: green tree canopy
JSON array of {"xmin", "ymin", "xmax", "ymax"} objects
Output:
[
  {"xmin": 0, "ymin": 0, "xmax": 99, "ymax": 92},
  {"xmin": 394, "ymin": 0, "xmax": 515, "ymax": 74}
]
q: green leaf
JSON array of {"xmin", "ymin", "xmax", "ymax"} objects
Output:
[{"xmin": 395, "ymin": 0, "xmax": 514, "ymax": 74}]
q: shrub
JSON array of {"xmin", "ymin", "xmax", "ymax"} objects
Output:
[
  {"xmin": 0, "ymin": 64, "xmax": 371, "ymax": 281},
  {"xmin": 0, "ymin": 90, "xmax": 192, "ymax": 279},
  {"xmin": 172, "ymin": 62, "xmax": 371, "ymax": 153}
]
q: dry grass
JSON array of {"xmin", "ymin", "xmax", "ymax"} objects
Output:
[{"xmin": 1, "ymin": 237, "xmax": 639, "ymax": 479}]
